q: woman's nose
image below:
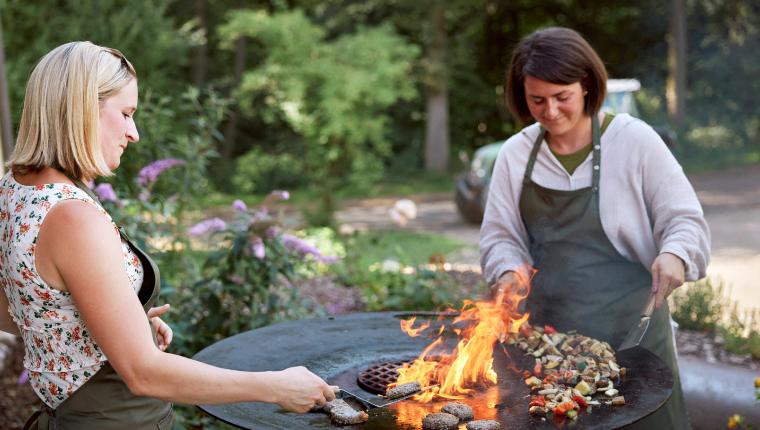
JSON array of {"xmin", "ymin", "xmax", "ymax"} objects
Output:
[
  {"xmin": 126, "ymin": 118, "xmax": 139, "ymax": 142},
  {"xmin": 545, "ymin": 99, "xmax": 559, "ymax": 118}
]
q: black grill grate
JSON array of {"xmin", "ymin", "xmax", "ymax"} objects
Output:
[{"xmin": 356, "ymin": 359, "xmax": 411, "ymax": 394}]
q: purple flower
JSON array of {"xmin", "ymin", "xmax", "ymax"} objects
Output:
[
  {"xmin": 138, "ymin": 190, "xmax": 151, "ymax": 202},
  {"xmin": 18, "ymin": 369, "xmax": 29, "ymax": 385},
  {"xmin": 318, "ymin": 255, "xmax": 341, "ymax": 264},
  {"xmin": 93, "ymin": 183, "xmax": 118, "ymax": 203},
  {"xmin": 188, "ymin": 218, "xmax": 227, "ymax": 236},
  {"xmin": 266, "ymin": 226, "xmax": 279, "ymax": 238},
  {"xmin": 232, "ymin": 199, "xmax": 248, "ymax": 212},
  {"xmin": 271, "ymin": 190, "xmax": 290, "ymax": 201},
  {"xmin": 138, "ymin": 158, "xmax": 185, "ymax": 187},
  {"xmin": 250, "ymin": 237, "xmax": 265, "ymax": 260},
  {"xmin": 281, "ymin": 234, "xmax": 339, "ymax": 264}
]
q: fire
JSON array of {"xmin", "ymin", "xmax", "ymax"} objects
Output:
[
  {"xmin": 393, "ymin": 269, "xmax": 532, "ymax": 402},
  {"xmin": 399, "ymin": 317, "xmax": 430, "ymax": 337}
]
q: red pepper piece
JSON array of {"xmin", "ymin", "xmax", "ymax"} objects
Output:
[
  {"xmin": 520, "ymin": 324, "xmax": 533, "ymax": 337},
  {"xmin": 533, "ymin": 360, "xmax": 542, "ymax": 376},
  {"xmin": 529, "ymin": 395, "xmax": 547, "ymax": 407},
  {"xmin": 572, "ymin": 395, "xmax": 588, "ymax": 408},
  {"xmin": 552, "ymin": 401, "xmax": 577, "ymax": 416},
  {"xmin": 544, "ymin": 325, "xmax": 557, "ymax": 335}
]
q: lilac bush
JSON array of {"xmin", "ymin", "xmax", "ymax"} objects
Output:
[
  {"xmin": 188, "ymin": 218, "xmax": 227, "ymax": 236},
  {"xmin": 93, "ymin": 183, "xmax": 119, "ymax": 203},
  {"xmin": 232, "ymin": 199, "xmax": 248, "ymax": 212},
  {"xmin": 280, "ymin": 233, "xmax": 338, "ymax": 263},
  {"xmin": 250, "ymin": 237, "xmax": 265, "ymax": 260},
  {"xmin": 18, "ymin": 369, "xmax": 29, "ymax": 385},
  {"xmin": 137, "ymin": 158, "xmax": 185, "ymax": 187},
  {"xmin": 183, "ymin": 192, "xmax": 341, "ymax": 353}
]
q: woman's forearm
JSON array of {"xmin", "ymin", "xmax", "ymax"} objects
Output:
[{"xmin": 125, "ymin": 350, "xmax": 278, "ymax": 404}]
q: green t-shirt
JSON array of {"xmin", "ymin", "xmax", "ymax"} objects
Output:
[{"xmin": 550, "ymin": 113, "xmax": 614, "ymax": 175}]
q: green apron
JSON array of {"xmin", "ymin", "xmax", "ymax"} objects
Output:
[
  {"xmin": 519, "ymin": 115, "xmax": 689, "ymax": 429},
  {"xmin": 24, "ymin": 179, "xmax": 174, "ymax": 430}
]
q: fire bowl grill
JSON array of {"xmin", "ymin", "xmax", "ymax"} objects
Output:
[{"xmin": 193, "ymin": 312, "xmax": 673, "ymax": 430}]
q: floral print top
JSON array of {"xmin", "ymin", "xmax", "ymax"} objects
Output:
[{"xmin": 0, "ymin": 172, "xmax": 144, "ymax": 408}]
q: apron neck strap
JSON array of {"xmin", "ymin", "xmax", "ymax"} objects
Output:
[
  {"xmin": 61, "ymin": 172, "xmax": 132, "ymax": 239},
  {"xmin": 62, "ymin": 172, "xmax": 102, "ymax": 203},
  {"xmin": 523, "ymin": 127, "xmax": 546, "ymax": 185},
  {"xmin": 523, "ymin": 114, "xmax": 602, "ymax": 194}
]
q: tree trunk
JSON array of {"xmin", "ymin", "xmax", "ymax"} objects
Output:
[
  {"xmin": 667, "ymin": 0, "xmax": 687, "ymax": 127},
  {"xmin": 0, "ymin": 17, "xmax": 14, "ymax": 170},
  {"xmin": 424, "ymin": 3, "xmax": 449, "ymax": 173},
  {"xmin": 192, "ymin": 0, "xmax": 208, "ymax": 86},
  {"xmin": 221, "ymin": 37, "xmax": 247, "ymax": 161},
  {"xmin": 425, "ymin": 88, "xmax": 449, "ymax": 172}
]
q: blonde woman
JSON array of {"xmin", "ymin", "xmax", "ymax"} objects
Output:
[{"xmin": 0, "ymin": 42, "xmax": 334, "ymax": 429}]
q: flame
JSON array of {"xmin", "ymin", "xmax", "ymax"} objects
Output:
[
  {"xmin": 399, "ymin": 317, "xmax": 431, "ymax": 337},
  {"xmin": 392, "ymin": 268, "xmax": 532, "ymax": 402}
]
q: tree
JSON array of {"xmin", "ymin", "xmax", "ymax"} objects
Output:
[
  {"xmin": 667, "ymin": 0, "xmax": 687, "ymax": 127},
  {"xmin": 219, "ymin": 9, "xmax": 418, "ymax": 224},
  {"xmin": 423, "ymin": 2, "xmax": 449, "ymax": 172},
  {"xmin": 0, "ymin": 16, "xmax": 13, "ymax": 167}
]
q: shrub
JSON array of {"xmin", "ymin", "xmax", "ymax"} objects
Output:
[
  {"xmin": 232, "ymin": 148, "xmax": 308, "ymax": 194},
  {"xmin": 173, "ymin": 195, "xmax": 341, "ymax": 355},
  {"xmin": 721, "ymin": 306, "xmax": 760, "ymax": 360},
  {"xmin": 670, "ymin": 278, "xmax": 760, "ymax": 361},
  {"xmin": 669, "ymin": 278, "xmax": 728, "ymax": 332}
]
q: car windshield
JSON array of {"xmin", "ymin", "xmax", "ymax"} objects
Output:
[{"xmin": 602, "ymin": 91, "xmax": 640, "ymax": 117}]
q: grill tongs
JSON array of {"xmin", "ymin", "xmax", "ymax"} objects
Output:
[{"xmin": 333, "ymin": 385, "xmax": 438, "ymax": 411}]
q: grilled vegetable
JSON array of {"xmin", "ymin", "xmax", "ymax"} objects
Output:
[
  {"xmin": 574, "ymin": 380, "xmax": 593, "ymax": 396},
  {"xmin": 511, "ymin": 322, "xmax": 627, "ymax": 422}
]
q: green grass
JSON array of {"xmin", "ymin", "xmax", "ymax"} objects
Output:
[{"xmin": 342, "ymin": 229, "xmax": 467, "ymax": 270}]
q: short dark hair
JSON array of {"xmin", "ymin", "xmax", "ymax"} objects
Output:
[{"xmin": 505, "ymin": 27, "xmax": 608, "ymax": 124}]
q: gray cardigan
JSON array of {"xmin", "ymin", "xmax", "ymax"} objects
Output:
[{"xmin": 479, "ymin": 114, "xmax": 710, "ymax": 285}]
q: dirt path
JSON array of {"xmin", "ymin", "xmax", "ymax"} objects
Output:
[{"xmin": 336, "ymin": 164, "xmax": 760, "ymax": 313}]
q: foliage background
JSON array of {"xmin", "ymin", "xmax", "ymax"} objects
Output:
[{"xmin": 2, "ymin": 0, "xmax": 758, "ymax": 189}]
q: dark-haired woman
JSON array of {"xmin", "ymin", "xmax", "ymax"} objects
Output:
[{"xmin": 480, "ymin": 27, "xmax": 709, "ymax": 429}]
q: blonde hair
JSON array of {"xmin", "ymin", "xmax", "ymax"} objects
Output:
[{"xmin": 8, "ymin": 41, "xmax": 136, "ymax": 180}]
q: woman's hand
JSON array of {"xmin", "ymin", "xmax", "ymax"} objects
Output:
[
  {"xmin": 490, "ymin": 271, "xmax": 519, "ymax": 299},
  {"xmin": 266, "ymin": 366, "xmax": 336, "ymax": 413},
  {"xmin": 651, "ymin": 253, "xmax": 686, "ymax": 309},
  {"xmin": 147, "ymin": 304, "xmax": 172, "ymax": 351}
]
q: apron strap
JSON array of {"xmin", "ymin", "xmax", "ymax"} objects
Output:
[
  {"xmin": 23, "ymin": 410, "xmax": 42, "ymax": 430},
  {"xmin": 523, "ymin": 127, "xmax": 546, "ymax": 185},
  {"xmin": 60, "ymin": 174, "xmax": 136, "ymax": 243}
]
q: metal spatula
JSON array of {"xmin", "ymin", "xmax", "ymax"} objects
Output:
[
  {"xmin": 618, "ymin": 292, "xmax": 657, "ymax": 351},
  {"xmin": 333, "ymin": 385, "xmax": 438, "ymax": 410}
]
